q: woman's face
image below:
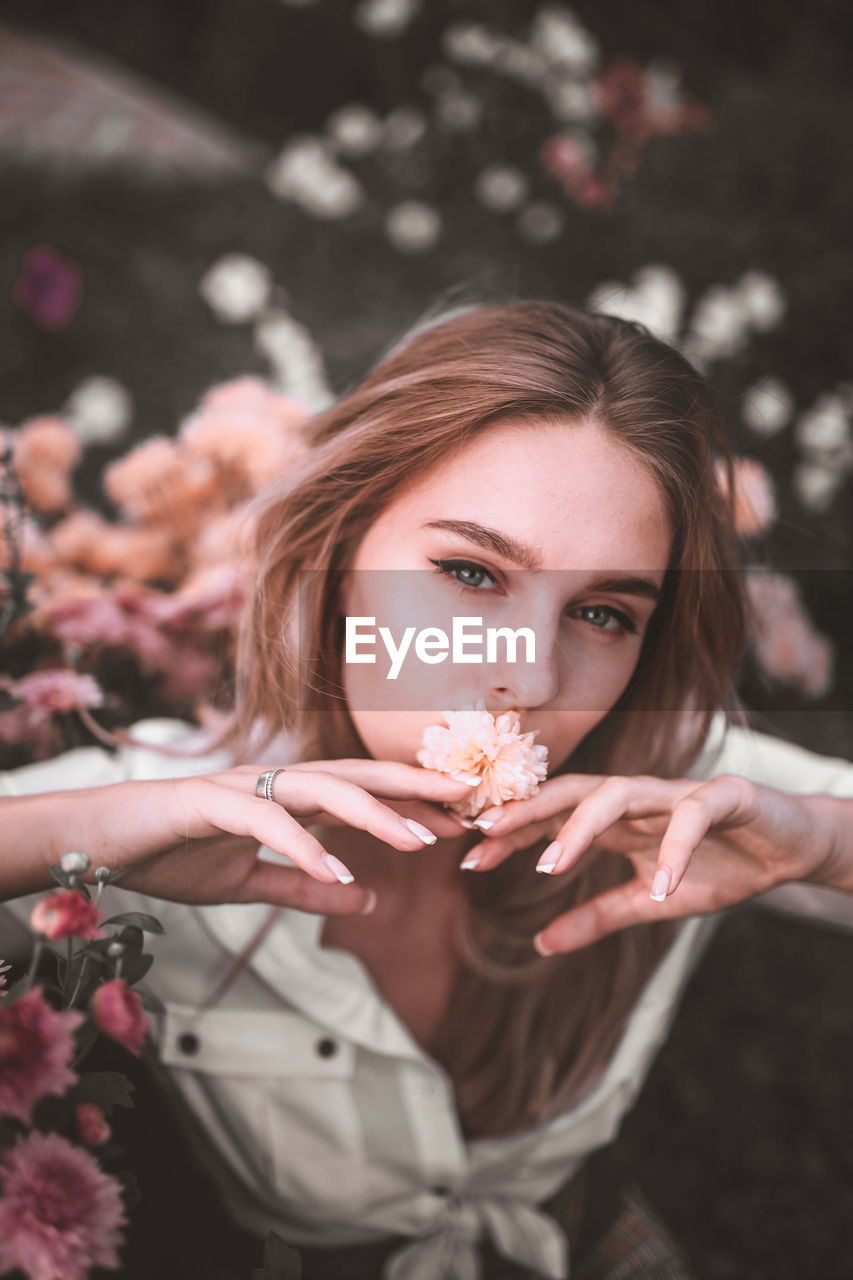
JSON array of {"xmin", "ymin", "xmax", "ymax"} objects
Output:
[{"xmin": 338, "ymin": 418, "xmax": 673, "ymax": 775}]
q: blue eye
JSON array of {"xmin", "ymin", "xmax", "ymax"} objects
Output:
[
  {"xmin": 428, "ymin": 558, "xmax": 498, "ymax": 590},
  {"xmin": 572, "ymin": 605, "xmax": 638, "ymax": 636}
]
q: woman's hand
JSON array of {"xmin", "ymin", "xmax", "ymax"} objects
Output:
[
  {"xmin": 458, "ymin": 773, "xmax": 843, "ymax": 954},
  {"xmin": 6, "ymin": 762, "xmax": 474, "ymax": 916}
]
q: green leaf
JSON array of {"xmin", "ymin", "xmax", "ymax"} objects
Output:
[
  {"xmin": 71, "ymin": 1070, "xmax": 136, "ymax": 1114},
  {"xmin": 121, "ymin": 951, "xmax": 154, "ymax": 987},
  {"xmin": 251, "ymin": 1232, "xmax": 302, "ymax": 1280},
  {"xmin": 101, "ymin": 911, "xmax": 165, "ymax": 934}
]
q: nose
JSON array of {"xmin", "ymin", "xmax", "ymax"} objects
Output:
[{"xmin": 485, "ymin": 621, "xmax": 561, "ymax": 715}]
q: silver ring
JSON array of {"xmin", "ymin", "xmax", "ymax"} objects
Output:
[{"xmin": 255, "ymin": 768, "xmax": 286, "ymax": 802}]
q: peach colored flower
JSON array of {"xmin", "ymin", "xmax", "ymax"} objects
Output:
[
  {"xmin": 0, "ymin": 988, "xmax": 82, "ymax": 1123},
  {"xmin": 716, "ymin": 457, "xmax": 776, "ymax": 536},
  {"xmin": 76, "ymin": 1102, "xmax": 111, "ymax": 1147},
  {"xmin": 180, "ymin": 376, "xmax": 310, "ymax": 496},
  {"xmin": 0, "ymin": 1130, "xmax": 126, "ymax": 1280},
  {"xmin": 416, "ymin": 699, "xmax": 549, "ymax": 818},
  {"xmin": 104, "ymin": 435, "xmax": 220, "ymax": 526},
  {"xmin": 30, "ymin": 891, "xmax": 102, "ymax": 942},
  {"xmin": 11, "ymin": 416, "xmax": 82, "ymax": 514},
  {"xmin": 91, "ymin": 979, "xmax": 148, "ymax": 1056}
]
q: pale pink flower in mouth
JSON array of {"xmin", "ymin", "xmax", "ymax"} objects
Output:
[
  {"xmin": 416, "ymin": 699, "xmax": 549, "ymax": 819},
  {"xmin": 0, "ymin": 1130, "xmax": 126, "ymax": 1280}
]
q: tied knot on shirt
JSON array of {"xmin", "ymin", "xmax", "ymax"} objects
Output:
[{"xmin": 383, "ymin": 1193, "xmax": 569, "ymax": 1280}]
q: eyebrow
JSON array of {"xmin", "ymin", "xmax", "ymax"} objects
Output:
[{"xmin": 421, "ymin": 518, "xmax": 663, "ymax": 602}]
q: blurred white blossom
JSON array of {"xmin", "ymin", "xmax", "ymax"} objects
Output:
[
  {"xmin": 326, "ymin": 104, "xmax": 384, "ymax": 157},
  {"xmin": 794, "ymin": 392, "xmax": 852, "ymax": 460},
  {"xmin": 63, "ymin": 376, "xmax": 132, "ymax": 447},
  {"xmin": 435, "ymin": 89, "xmax": 483, "ymax": 133},
  {"xmin": 736, "ymin": 270, "xmax": 787, "ymax": 332},
  {"xmin": 383, "ymin": 105, "xmax": 428, "ymax": 150},
  {"xmin": 792, "ymin": 462, "xmax": 843, "ymax": 514},
  {"xmin": 530, "ymin": 7, "xmax": 600, "ymax": 74},
  {"xmin": 742, "ymin": 376, "xmax": 794, "ymax": 437},
  {"xmin": 587, "ymin": 265, "xmax": 686, "ymax": 343},
  {"xmin": 355, "ymin": 0, "xmax": 420, "ymax": 38},
  {"xmin": 199, "ymin": 253, "xmax": 272, "ymax": 324},
  {"xmin": 517, "ymin": 202, "xmax": 565, "ymax": 245},
  {"xmin": 385, "ymin": 201, "xmax": 442, "ymax": 253},
  {"xmin": 254, "ymin": 309, "xmax": 333, "ymax": 410},
  {"xmin": 266, "ymin": 136, "xmax": 364, "ymax": 219},
  {"xmin": 475, "ymin": 164, "xmax": 530, "ymax": 213}
]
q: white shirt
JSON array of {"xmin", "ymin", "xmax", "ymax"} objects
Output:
[{"xmin": 2, "ymin": 714, "xmax": 853, "ymax": 1279}]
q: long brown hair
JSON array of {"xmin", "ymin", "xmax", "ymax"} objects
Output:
[{"xmin": 222, "ymin": 301, "xmax": 749, "ymax": 1137}]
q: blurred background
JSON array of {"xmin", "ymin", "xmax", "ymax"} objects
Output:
[{"xmin": 0, "ymin": 1, "xmax": 852, "ymax": 1275}]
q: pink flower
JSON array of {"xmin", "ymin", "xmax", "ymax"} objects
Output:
[
  {"xmin": 0, "ymin": 988, "xmax": 82, "ymax": 1123},
  {"xmin": 47, "ymin": 592, "xmax": 131, "ymax": 649},
  {"xmin": 0, "ymin": 1130, "xmax": 126, "ymax": 1280},
  {"xmin": 13, "ymin": 245, "xmax": 83, "ymax": 331},
  {"xmin": 91, "ymin": 980, "xmax": 148, "ymax": 1056},
  {"xmin": 746, "ymin": 572, "xmax": 835, "ymax": 697},
  {"xmin": 76, "ymin": 1102, "xmax": 111, "ymax": 1147},
  {"xmin": 416, "ymin": 699, "xmax": 550, "ymax": 818},
  {"xmin": 30, "ymin": 891, "xmax": 102, "ymax": 942},
  {"xmin": 13, "ymin": 669, "xmax": 103, "ymax": 718},
  {"xmin": 716, "ymin": 457, "xmax": 776, "ymax": 536},
  {"xmin": 11, "ymin": 416, "xmax": 82, "ymax": 514},
  {"xmin": 104, "ymin": 436, "xmax": 219, "ymax": 525}
]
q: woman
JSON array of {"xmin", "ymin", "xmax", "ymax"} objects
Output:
[{"xmin": 2, "ymin": 302, "xmax": 852, "ymax": 1279}]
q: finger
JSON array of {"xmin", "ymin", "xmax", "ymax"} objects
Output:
[
  {"xmin": 543, "ymin": 776, "xmax": 703, "ymax": 875},
  {"xmin": 533, "ymin": 880, "xmax": 670, "ymax": 955},
  {"xmin": 653, "ymin": 775, "xmax": 758, "ymax": 898},
  {"xmin": 239, "ymin": 862, "xmax": 378, "ymax": 916},
  {"xmin": 179, "ymin": 778, "xmax": 359, "ymax": 886},
  {"xmin": 469, "ymin": 774, "xmax": 609, "ymax": 833},
  {"xmin": 205, "ymin": 770, "xmax": 452, "ymax": 854},
  {"xmin": 459, "ymin": 819, "xmax": 564, "ymax": 872},
  {"xmin": 222, "ymin": 760, "xmax": 478, "ymax": 805}
]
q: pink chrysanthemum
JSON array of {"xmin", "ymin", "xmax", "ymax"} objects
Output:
[
  {"xmin": 0, "ymin": 988, "xmax": 82, "ymax": 1123},
  {"xmin": 76, "ymin": 1102, "xmax": 111, "ymax": 1148},
  {"xmin": 0, "ymin": 1130, "xmax": 126, "ymax": 1280},
  {"xmin": 91, "ymin": 980, "xmax": 149, "ymax": 1057},
  {"xmin": 416, "ymin": 699, "xmax": 549, "ymax": 819},
  {"xmin": 30, "ymin": 891, "xmax": 102, "ymax": 942}
]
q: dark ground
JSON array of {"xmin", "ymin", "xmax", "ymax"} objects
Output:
[{"xmin": 1, "ymin": 2, "xmax": 852, "ymax": 1276}]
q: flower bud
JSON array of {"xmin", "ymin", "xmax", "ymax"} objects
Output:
[{"xmin": 60, "ymin": 851, "xmax": 91, "ymax": 875}]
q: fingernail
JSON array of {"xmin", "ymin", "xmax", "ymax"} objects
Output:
[
  {"xmin": 533, "ymin": 932, "xmax": 555, "ymax": 957},
  {"xmin": 650, "ymin": 864, "xmax": 672, "ymax": 901},
  {"xmin": 536, "ymin": 840, "xmax": 563, "ymax": 874},
  {"xmin": 322, "ymin": 851, "xmax": 355, "ymax": 884},
  {"xmin": 402, "ymin": 817, "xmax": 437, "ymax": 845},
  {"xmin": 460, "ymin": 850, "xmax": 482, "ymax": 870},
  {"xmin": 455, "ymin": 776, "xmax": 482, "ymax": 788},
  {"xmin": 472, "ymin": 816, "xmax": 494, "ymax": 830},
  {"xmin": 360, "ymin": 889, "xmax": 378, "ymax": 915},
  {"xmin": 454, "ymin": 816, "xmax": 478, "ymax": 830}
]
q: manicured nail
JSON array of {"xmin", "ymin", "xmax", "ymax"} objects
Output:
[
  {"xmin": 473, "ymin": 816, "xmax": 494, "ymax": 830},
  {"xmin": 460, "ymin": 851, "xmax": 482, "ymax": 870},
  {"xmin": 536, "ymin": 840, "xmax": 563, "ymax": 874},
  {"xmin": 455, "ymin": 776, "xmax": 482, "ymax": 787},
  {"xmin": 455, "ymin": 816, "xmax": 478, "ymax": 829},
  {"xmin": 533, "ymin": 932, "xmax": 555, "ymax": 957},
  {"xmin": 650, "ymin": 864, "xmax": 672, "ymax": 901},
  {"xmin": 360, "ymin": 889, "xmax": 378, "ymax": 915},
  {"xmin": 322, "ymin": 851, "xmax": 355, "ymax": 884},
  {"xmin": 402, "ymin": 817, "xmax": 437, "ymax": 845}
]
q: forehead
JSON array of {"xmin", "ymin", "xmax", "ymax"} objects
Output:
[{"xmin": 373, "ymin": 418, "xmax": 673, "ymax": 571}]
